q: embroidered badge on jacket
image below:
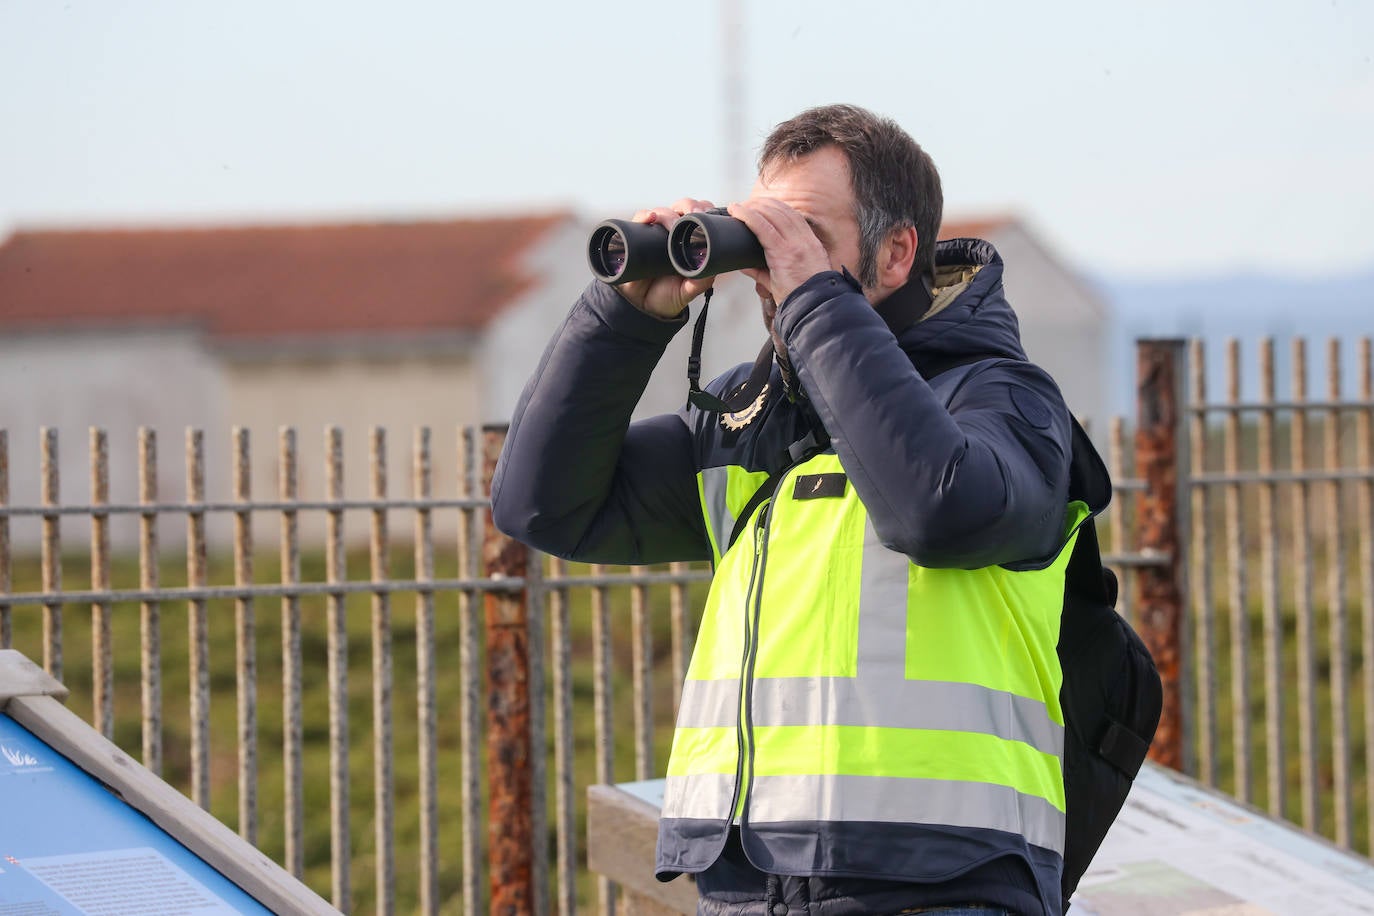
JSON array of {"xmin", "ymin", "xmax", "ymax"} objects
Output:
[{"xmin": 720, "ymin": 383, "xmax": 770, "ymax": 432}]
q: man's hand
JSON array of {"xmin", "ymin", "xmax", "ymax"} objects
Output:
[
  {"xmin": 616, "ymin": 198, "xmax": 717, "ymax": 319},
  {"xmin": 727, "ymin": 198, "xmax": 832, "ymax": 306}
]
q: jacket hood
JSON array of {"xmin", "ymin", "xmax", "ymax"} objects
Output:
[{"xmin": 896, "ymin": 238, "xmax": 1027, "ymax": 374}]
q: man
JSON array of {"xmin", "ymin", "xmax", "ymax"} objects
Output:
[{"xmin": 492, "ymin": 104, "xmax": 1094, "ymax": 915}]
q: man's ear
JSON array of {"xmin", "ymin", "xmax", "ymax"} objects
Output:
[{"xmin": 880, "ymin": 225, "xmax": 919, "ymax": 291}]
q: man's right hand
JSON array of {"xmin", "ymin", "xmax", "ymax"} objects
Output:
[{"xmin": 616, "ymin": 198, "xmax": 717, "ymax": 319}]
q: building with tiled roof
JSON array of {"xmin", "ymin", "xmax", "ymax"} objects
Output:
[
  {"xmin": 0, "ymin": 217, "xmax": 566, "ymax": 340},
  {"xmin": 0, "ymin": 212, "xmax": 1107, "ymax": 547},
  {"xmin": 0, "ymin": 215, "xmax": 589, "ymax": 546}
]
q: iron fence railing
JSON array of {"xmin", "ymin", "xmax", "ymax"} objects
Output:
[
  {"xmin": 2, "ymin": 335, "xmax": 1372, "ymax": 913},
  {"xmin": 0, "ymin": 423, "xmax": 717, "ymax": 915},
  {"xmin": 1182, "ymin": 336, "xmax": 1374, "ymax": 851}
]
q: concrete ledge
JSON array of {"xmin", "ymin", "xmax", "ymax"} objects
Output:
[
  {"xmin": 587, "ymin": 782, "xmax": 696, "ymax": 915},
  {"xmin": 0, "ymin": 649, "xmax": 68, "ymax": 704}
]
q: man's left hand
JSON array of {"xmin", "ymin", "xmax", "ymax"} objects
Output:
[{"xmin": 727, "ymin": 199, "xmax": 831, "ymax": 306}]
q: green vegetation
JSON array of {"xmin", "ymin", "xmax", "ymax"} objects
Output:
[
  {"xmin": 2, "ymin": 547, "xmax": 709, "ymax": 915},
  {"xmin": 1101, "ymin": 408, "xmax": 1374, "ymax": 853},
  {"xmin": 5, "ymin": 402, "xmax": 1372, "ymax": 912}
]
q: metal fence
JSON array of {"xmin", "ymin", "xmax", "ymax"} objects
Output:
[
  {"xmin": 0, "ymin": 423, "xmax": 714, "ymax": 915},
  {"xmin": 1180, "ymin": 336, "xmax": 1374, "ymax": 851},
  {"xmin": 1, "ymin": 335, "xmax": 1372, "ymax": 914}
]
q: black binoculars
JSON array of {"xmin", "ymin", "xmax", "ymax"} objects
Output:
[{"xmin": 587, "ymin": 207, "xmax": 766, "ymax": 285}]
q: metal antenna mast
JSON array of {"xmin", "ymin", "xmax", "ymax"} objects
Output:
[{"xmin": 721, "ymin": 0, "xmax": 746, "ymax": 201}]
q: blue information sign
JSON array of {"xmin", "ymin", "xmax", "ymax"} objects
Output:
[{"xmin": 0, "ymin": 713, "xmax": 273, "ymax": 915}]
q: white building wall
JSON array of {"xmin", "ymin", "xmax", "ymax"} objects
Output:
[
  {"xmin": 0, "ymin": 328, "xmax": 230, "ymax": 552},
  {"xmin": 988, "ymin": 226, "xmax": 1110, "ymax": 438},
  {"xmin": 482, "ymin": 221, "xmax": 594, "ymax": 424},
  {"xmin": 223, "ymin": 350, "xmax": 483, "ymax": 546}
]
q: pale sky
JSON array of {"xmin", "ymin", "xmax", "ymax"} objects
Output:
[{"xmin": 2, "ymin": 0, "xmax": 1371, "ymax": 279}]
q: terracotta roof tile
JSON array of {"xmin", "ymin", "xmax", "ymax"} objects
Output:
[
  {"xmin": 938, "ymin": 215, "xmax": 1016, "ymax": 241},
  {"xmin": 0, "ymin": 215, "xmax": 571, "ymax": 340},
  {"xmin": 0, "ymin": 213, "xmax": 1015, "ymax": 343}
]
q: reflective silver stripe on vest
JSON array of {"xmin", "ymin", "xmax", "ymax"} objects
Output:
[
  {"xmin": 745, "ymin": 773, "xmax": 1067, "ymax": 855},
  {"xmin": 675, "ymin": 516, "xmax": 1062, "ymax": 755},
  {"xmin": 677, "ymin": 676, "xmax": 1061, "ymax": 756},
  {"xmin": 676, "ymin": 478, "xmax": 1065, "ymax": 842},
  {"xmin": 854, "ymin": 516, "xmax": 1063, "ymax": 757},
  {"xmin": 663, "ymin": 772, "xmax": 737, "ymax": 822},
  {"xmin": 857, "ymin": 515, "xmax": 910, "ymax": 672},
  {"xmin": 699, "ymin": 466, "xmax": 736, "ymax": 560}
]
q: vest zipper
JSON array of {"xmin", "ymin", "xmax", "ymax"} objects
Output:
[
  {"xmin": 738, "ymin": 500, "xmax": 774, "ymax": 824},
  {"xmin": 726, "ymin": 502, "xmax": 769, "ymax": 824},
  {"xmin": 724, "ymin": 435, "xmax": 823, "ymax": 825}
]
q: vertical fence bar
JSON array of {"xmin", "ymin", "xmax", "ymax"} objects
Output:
[
  {"xmin": 1291, "ymin": 341, "xmax": 1320, "ymax": 833},
  {"xmin": 1359, "ymin": 338, "xmax": 1374, "ymax": 855},
  {"xmin": 1325, "ymin": 339, "xmax": 1352, "ymax": 848},
  {"xmin": 670, "ymin": 562, "xmax": 690, "ymax": 714},
  {"xmin": 413, "ymin": 428, "xmax": 439, "ymax": 916},
  {"xmin": 1257, "ymin": 339, "xmax": 1286, "ymax": 819},
  {"xmin": 528, "ymin": 544, "xmax": 549, "ymax": 916},
  {"xmin": 548, "ymin": 556, "xmax": 577, "ymax": 916},
  {"xmin": 90, "ymin": 428, "xmax": 113, "ymax": 738},
  {"xmin": 481, "ymin": 425, "xmax": 534, "ymax": 914},
  {"xmin": 459, "ymin": 426, "xmax": 485, "ymax": 916},
  {"xmin": 232, "ymin": 427, "xmax": 258, "ymax": 844},
  {"xmin": 1108, "ymin": 417, "xmax": 1132, "ymax": 624},
  {"xmin": 1224, "ymin": 340, "xmax": 1251, "ymax": 803},
  {"xmin": 631, "ymin": 566, "xmax": 653, "ymax": 781},
  {"xmin": 186, "ymin": 428, "xmax": 210, "ymax": 810},
  {"xmin": 1189, "ymin": 339, "xmax": 1215, "ymax": 784},
  {"xmin": 370, "ymin": 428, "xmax": 396, "ymax": 916},
  {"xmin": 324, "ymin": 425, "xmax": 350, "ymax": 912},
  {"xmin": 279, "ymin": 428, "xmax": 304, "ymax": 879},
  {"xmin": 0, "ymin": 431, "xmax": 9, "ymax": 649},
  {"xmin": 139, "ymin": 428, "xmax": 162, "ymax": 774},
  {"xmin": 41, "ymin": 427, "xmax": 62, "ymax": 679},
  {"xmin": 1135, "ymin": 340, "xmax": 1188, "ymax": 770},
  {"xmin": 591, "ymin": 563, "xmax": 616, "ymax": 916}
]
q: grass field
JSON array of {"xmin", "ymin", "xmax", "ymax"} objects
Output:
[
  {"xmin": 6, "ymin": 420, "xmax": 1374, "ymax": 913},
  {"xmin": 2, "ymin": 545, "xmax": 710, "ymax": 914}
]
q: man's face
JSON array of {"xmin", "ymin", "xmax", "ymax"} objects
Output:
[{"xmin": 747, "ymin": 145, "xmax": 866, "ymax": 336}]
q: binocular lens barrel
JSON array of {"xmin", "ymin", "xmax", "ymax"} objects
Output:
[
  {"xmin": 586, "ymin": 219, "xmax": 672, "ymax": 285},
  {"xmin": 591, "ymin": 226, "xmax": 627, "ymax": 277},
  {"xmin": 666, "ymin": 210, "xmax": 766, "ymax": 279},
  {"xmin": 587, "ymin": 208, "xmax": 767, "ymax": 285},
  {"xmin": 670, "ymin": 222, "xmax": 711, "ymax": 273}
]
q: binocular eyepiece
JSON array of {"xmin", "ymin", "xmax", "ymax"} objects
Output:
[{"xmin": 587, "ymin": 207, "xmax": 766, "ymax": 285}]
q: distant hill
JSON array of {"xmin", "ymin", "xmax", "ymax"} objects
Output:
[{"xmin": 1091, "ymin": 267, "xmax": 1374, "ymax": 416}]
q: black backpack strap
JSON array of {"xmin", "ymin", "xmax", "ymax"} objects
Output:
[
  {"xmin": 1063, "ymin": 411, "xmax": 1116, "ymax": 602},
  {"xmin": 1064, "ymin": 516, "xmax": 1147, "ymax": 776},
  {"xmin": 725, "ymin": 473, "xmax": 779, "ymax": 552},
  {"xmin": 1098, "ymin": 716, "xmax": 1152, "ymax": 776},
  {"xmin": 1065, "ymin": 516, "xmax": 1112, "ymax": 606}
]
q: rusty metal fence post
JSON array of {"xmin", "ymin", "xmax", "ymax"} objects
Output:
[
  {"xmin": 482, "ymin": 425, "xmax": 535, "ymax": 914},
  {"xmin": 1135, "ymin": 339, "xmax": 1190, "ymax": 771}
]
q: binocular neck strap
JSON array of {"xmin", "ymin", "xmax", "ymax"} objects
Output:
[{"xmin": 686, "ymin": 288, "xmax": 775, "ymax": 414}]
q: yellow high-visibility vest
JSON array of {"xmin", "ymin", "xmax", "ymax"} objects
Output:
[{"xmin": 659, "ymin": 448, "xmax": 1088, "ymax": 898}]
